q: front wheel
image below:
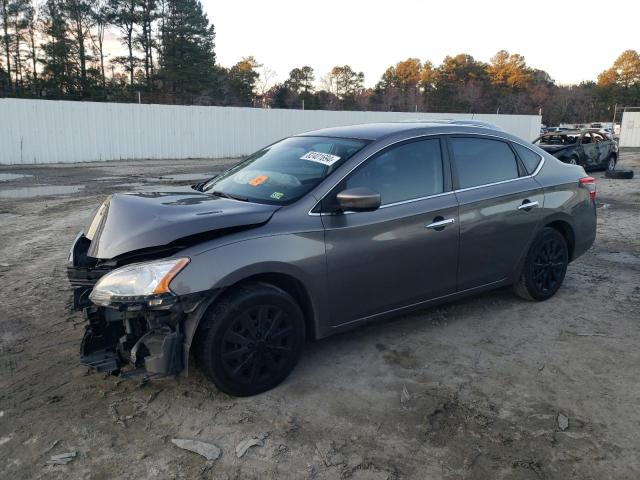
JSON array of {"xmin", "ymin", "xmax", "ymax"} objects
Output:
[
  {"xmin": 607, "ymin": 155, "xmax": 616, "ymax": 171},
  {"xmin": 195, "ymin": 283, "xmax": 306, "ymax": 396},
  {"xmin": 513, "ymin": 228, "xmax": 569, "ymax": 301}
]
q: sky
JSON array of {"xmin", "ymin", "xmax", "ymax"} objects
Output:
[{"xmin": 200, "ymin": 0, "xmax": 640, "ymax": 87}]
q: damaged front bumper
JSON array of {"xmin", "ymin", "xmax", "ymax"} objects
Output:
[
  {"xmin": 68, "ymin": 232, "xmax": 213, "ymax": 379},
  {"xmin": 80, "ymin": 303, "xmax": 185, "ymax": 378}
]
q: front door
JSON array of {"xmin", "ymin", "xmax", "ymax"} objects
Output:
[{"xmin": 320, "ymin": 138, "xmax": 459, "ymax": 326}]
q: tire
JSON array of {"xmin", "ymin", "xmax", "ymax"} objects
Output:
[
  {"xmin": 606, "ymin": 155, "xmax": 616, "ymax": 172},
  {"xmin": 194, "ymin": 282, "xmax": 305, "ymax": 396},
  {"xmin": 513, "ymin": 228, "xmax": 569, "ymax": 301},
  {"xmin": 605, "ymin": 169, "xmax": 634, "ymax": 179}
]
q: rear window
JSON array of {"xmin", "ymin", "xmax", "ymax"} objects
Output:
[
  {"xmin": 450, "ymin": 137, "xmax": 519, "ymax": 189},
  {"xmin": 512, "ymin": 143, "xmax": 542, "ymax": 174}
]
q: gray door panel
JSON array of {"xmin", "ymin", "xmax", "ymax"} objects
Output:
[
  {"xmin": 322, "ymin": 194, "xmax": 459, "ymax": 326},
  {"xmin": 455, "ymin": 177, "xmax": 545, "ymax": 290},
  {"xmin": 580, "ymin": 133, "xmax": 599, "ymax": 167}
]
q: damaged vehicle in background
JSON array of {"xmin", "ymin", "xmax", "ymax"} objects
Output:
[
  {"xmin": 68, "ymin": 120, "xmax": 597, "ymax": 396},
  {"xmin": 533, "ymin": 130, "xmax": 618, "ymax": 171}
]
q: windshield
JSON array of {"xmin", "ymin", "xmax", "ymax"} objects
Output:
[
  {"xmin": 536, "ymin": 134, "xmax": 579, "ymax": 145},
  {"xmin": 202, "ymin": 136, "xmax": 368, "ymax": 204}
]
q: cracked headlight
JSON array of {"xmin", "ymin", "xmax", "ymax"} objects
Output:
[{"xmin": 89, "ymin": 258, "xmax": 189, "ymax": 308}]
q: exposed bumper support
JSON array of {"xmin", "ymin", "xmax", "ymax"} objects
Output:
[{"xmin": 79, "ymin": 305, "xmax": 185, "ymax": 378}]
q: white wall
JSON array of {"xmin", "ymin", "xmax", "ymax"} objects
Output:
[
  {"xmin": 619, "ymin": 111, "xmax": 640, "ymax": 148},
  {"xmin": 0, "ymin": 98, "xmax": 541, "ymax": 165}
]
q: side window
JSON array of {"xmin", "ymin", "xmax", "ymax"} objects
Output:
[
  {"xmin": 450, "ymin": 137, "xmax": 519, "ymax": 189},
  {"xmin": 343, "ymin": 138, "xmax": 444, "ymax": 205},
  {"xmin": 581, "ymin": 133, "xmax": 592, "ymax": 144},
  {"xmin": 512, "ymin": 143, "xmax": 542, "ymax": 174}
]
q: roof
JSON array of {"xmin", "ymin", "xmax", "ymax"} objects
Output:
[{"xmin": 296, "ymin": 120, "xmax": 504, "ymax": 141}]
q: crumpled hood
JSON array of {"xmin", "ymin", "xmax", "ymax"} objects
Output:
[{"xmin": 85, "ymin": 187, "xmax": 279, "ymax": 259}]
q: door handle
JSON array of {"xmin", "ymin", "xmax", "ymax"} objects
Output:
[
  {"xmin": 518, "ymin": 200, "xmax": 539, "ymax": 211},
  {"xmin": 425, "ymin": 218, "xmax": 455, "ymax": 230}
]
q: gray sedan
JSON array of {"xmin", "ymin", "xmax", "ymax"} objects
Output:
[{"xmin": 68, "ymin": 121, "xmax": 597, "ymax": 396}]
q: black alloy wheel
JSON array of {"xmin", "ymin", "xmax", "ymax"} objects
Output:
[
  {"xmin": 195, "ymin": 282, "xmax": 305, "ymax": 396},
  {"xmin": 220, "ymin": 304, "xmax": 295, "ymax": 386},
  {"xmin": 531, "ymin": 236, "xmax": 566, "ymax": 295},
  {"xmin": 513, "ymin": 227, "xmax": 568, "ymax": 301}
]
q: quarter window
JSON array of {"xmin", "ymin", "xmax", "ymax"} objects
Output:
[
  {"xmin": 450, "ymin": 138, "xmax": 519, "ymax": 189},
  {"xmin": 343, "ymin": 138, "xmax": 444, "ymax": 205},
  {"xmin": 512, "ymin": 143, "xmax": 542, "ymax": 174}
]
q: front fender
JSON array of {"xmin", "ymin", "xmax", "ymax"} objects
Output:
[{"xmin": 173, "ymin": 232, "xmax": 330, "ymax": 367}]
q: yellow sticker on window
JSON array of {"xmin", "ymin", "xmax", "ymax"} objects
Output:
[{"xmin": 248, "ymin": 175, "xmax": 268, "ymax": 186}]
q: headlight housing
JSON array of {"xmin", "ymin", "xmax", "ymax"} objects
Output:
[{"xmin": 89, "ymin": 257, "xmax": 189, "ymax": 308}]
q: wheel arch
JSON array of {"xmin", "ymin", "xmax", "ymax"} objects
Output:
[
  {"xmin": 186, "ymin": 269, "xmax": 318, "ymax": 365},
  {"xmin": 226, "ymin": 272, "xmax": 317, "ymax": 342},
  {"xmin": 544, "ymin": 219, "xmax": 576, "ymax": 261}
]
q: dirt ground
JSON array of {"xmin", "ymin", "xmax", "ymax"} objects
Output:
[{"xmin": 0, "ymin": 151, "xmax": 639, "ymax": 480}]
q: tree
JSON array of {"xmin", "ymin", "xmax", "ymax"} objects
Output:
[
  {"xmin": 598, "ymin": 50, "xmax": 640, "ymax": 88},
  {"xmin": 89, "ymin": 0, "xmax": 108, "ymax": 89},
  {"xmin": 326, "ymin": 65, "xmax": 364, "ymax": 108},
  {"xmin": 432, "ymin": 54, "xmax": 490, "ymax": 112},
  {"xmin": 107, "ymin": 0, "xmax": 137, "ymax": 85},
  {"xmin": 487, "ymin": 50, "xmax": 531, "ymax": 88},
  {"xmin": 285, "ymin": 66, "xmax": 314, "ymax": 95},
  {"xmin": 158, "ymin": 0, "xmax": 216, "ymax": 98},
  {"xmin": 225, "ymin": 56, "xmax": 259, "ymax": 106},
  {"xmin": 597, "ymin": 50, "xmax": 640, "ymax": 108},
  {"xmin": 7, "ymin": 0, "xmax": 31, "ymax": 90},
  {"xmin": 0, "ymin": 0, "xmax": 16, "ymax": 90},
  {"xmin": 24, "ymin": 1, "xmax": 37, "ymax": 86},
  {"xmin": 40, "ymin": 0, "xmax": 76, "ymax": 96},
  {"xmin": 65, "ymin": 0, "xmax": 93, "ymax": 96},
  {"xmin": 395, "ymin": 58, "xmax": 421, "ymax": 110},
  {"xmin": 136, "ymin": 0, "xmax": 158, "ymax": 87},
  {"xmin": 280, "ymin": 65, "xmax": 314, "ymax": 108}
]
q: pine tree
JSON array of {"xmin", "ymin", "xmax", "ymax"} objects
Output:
[
  {"xmin": 1, "ymin": 0, "xmax": 12, "ymax": 90},
  {"xmin": 158, "ymin": 0, "xmax": 216, "ymax": 97},
  {"xmin": 40, "ymin": 0, "xmax": 76, "ymax": 96}
]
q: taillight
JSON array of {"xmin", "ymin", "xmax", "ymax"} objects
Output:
[{"xmin": 579, "ymin": 176, "xmax": 596, "ymax": 200}]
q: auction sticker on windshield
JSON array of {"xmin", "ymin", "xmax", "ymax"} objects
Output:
[{"xmin": 300, "ymin": 151, "xmax": 341, "ymax": 166}]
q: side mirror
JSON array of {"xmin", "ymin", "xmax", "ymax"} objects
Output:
[{"xmin": 336, "ymin": 187, "xmax": 381, "ymax": 212}]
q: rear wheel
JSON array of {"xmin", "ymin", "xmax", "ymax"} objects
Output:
[
  {"xmin": 607, "ymin": 154, "xmax": 616, "ymax": 171},
  {"xmin": 513, "ymin": 228, "xmax": 569, "ymax": 301},
  {"xmin": 195, "ymin": 283, "xmax": 305, "ymax": 396}
]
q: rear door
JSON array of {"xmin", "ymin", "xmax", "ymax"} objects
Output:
[
  {"xmin": 321, "ymin": 137, "xmax": 459, "ymax": 326},
  {"xmin": 448, "ymin": 136, "xmax": 545, "ymax": 291}
]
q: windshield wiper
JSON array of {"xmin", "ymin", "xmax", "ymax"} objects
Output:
[{"xmin": 211, "ymin": 190, "xmax": 250, "ymax": 202}]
